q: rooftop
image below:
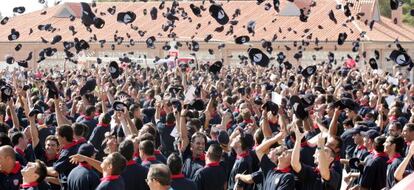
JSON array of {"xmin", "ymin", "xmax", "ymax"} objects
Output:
[{"xmin": 0, "ymin": 0, "xmax": 413, "ymax": 45}]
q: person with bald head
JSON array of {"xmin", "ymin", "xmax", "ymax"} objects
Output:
[{"xmin": 0, "ymin": 145, "xmax": 23, "ymax": 190}]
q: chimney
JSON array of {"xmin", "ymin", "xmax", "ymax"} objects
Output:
[
  {"xmin": 391, "ymin": 5, "xmax": 403, "ymax": 26},
  {"xmin": 279, "ymin": 0, "xmax": 312, "ymax": 16}
]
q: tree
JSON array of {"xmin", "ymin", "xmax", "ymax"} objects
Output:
[{"xmin": 379, "ymin": 0, "xmax": 414, "ymax": 26}]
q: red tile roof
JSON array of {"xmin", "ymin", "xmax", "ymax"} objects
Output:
[{"xmin": 0, "ymin": 0, "xmax": 412, "ymax": 45}]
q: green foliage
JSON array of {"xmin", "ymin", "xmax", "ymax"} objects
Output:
[{"xmin": 379, "ymin": 0, "xmax": 414, "ymax": 26}]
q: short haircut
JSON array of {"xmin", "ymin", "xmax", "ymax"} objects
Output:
[
  {"xmin": 0, "ymin": 132, "xmax": 11, "ymax": 146},
  {"xmin": 101, "ymin": 112, "xmax": 112, "ymax": 125},
  {"xmin": 141, "ymin": 124, "xmax": 157, "ymax": 137},
  {"xmin": 72, "ymin": 123, "xmax": 88, "ymax": 138},
  {"xmin": 392, "ymin": 122, "xmax": 403, "ymax": 131},
  {"xmin": 139, "ymin": 133, "xmax": 155, "ymax": 143},
  {"xmin": 167, "ymin": 153, "xmax": 182, "ymax": 175},
  {"xmin": 374, "ymin": 136, "xmax": 386, "ymax": 152},
  {"xmin": 191, "ymin": 132, "xmax": 206, "ymax": 144},
  {"xmin": 35, "ymin": 160, "xmax": 47, "ymax": 183},
  {"xmin": 85, "ymin": 105, "xmax": 96, "ymax": 116},
  {"xmin": 11, "ymin": 132, "xmax": 24, "ymax": 146},
  {"xmin": 389, "ymin": 135, "xmax": 405, "ymax": 155},
  {"xmin": 404, "ymin": 123, "xmax": 414, "ymax": 132},
  {"xmin": 45, "ymin": 135, "xmax": 59, "ymax": 146},
  {"xmin": 0, "ymin": 145, "xmax": 16, "ymax": 160},
  {"xmin": 118, "ymin": 139, "xmax": 134, "ymax": 161},
  {"xmin": 207, "ymin": 143, "xmax": 223, "ymax": 162},
  {"xmin": 56, "ymin": 124, "xmax": 74, "ymax": 142},
  {"xmin": 139, "ymin": 140, "xmax": 155, "ymax": 156},
  {"xmin": 106, "ymin": 152, "xmax": 127, "ymax": 175},
  {"xmin": 148, "ymin": 164, "xmax": 171, "ymax": 186}
]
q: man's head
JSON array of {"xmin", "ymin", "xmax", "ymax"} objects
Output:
[
  {"xmin": 313, "ymin": 146, "xmax": 336, "ymax": 166},
  {"xmin": 45, "ymin": 135, "xmax": 59, "ymax": 155},
  {"xmin": 84, "ymin": 105, "xmax": 96, "ymax": 117},
  {"xmin": 384, "ymin": 135, "xmax": 405, "ymax": 155},
  {"xmin": 277, "ymin": 148, "xmax": 292, "ymax": 168},
  {"xmin": 167, "ymin": 153, "xmax": 182, "ymax": 175},
  {"xmin": 0, "ymin": 145, "xmax": 16, "ymax": 172},
  {"xmin": 55, "ymin": 124, "xmax": 74, "ymax": 146},
  {"xmin": 72, "ymin": 123, "xmax": 88, "ymax": 138},
  {"xmin": 325, "ymin": 135, "xmax": 342, "ymax": 156},
  {"xmin": 118, "ymin": 139, "xmax": 134, "ymax": 161},
  {"xmin": 402, "ymin": 123, "xmax": 414, "ymax": 143},
  {"xmin": 389, "ymin": 121, "xmax": 403, "ymax": 137},
  {"xmin": 21, "ymin": 160, "xmax": 47, "ymax": 184},
  {"xmin": 373, "ymin": 136, "xmax": 386, "ymax": 152},
  {"xmin": 11, "ymin": 132, "xmax": 28, "ymax": 149},
  {"xmin": 362, "ymin": 129, "xmax": 380, "ymax": 150},
  {"xmin": 147, "ymin": 164, "xmax": 171, "ymax": 190},
  {"xmin": 139, "ymin": 140, "xmax": 155, "ymax": 157},
  {"xmin": 100, "ymin": 152, "xmax": 127, "ymax": 176},
  {"xmin": 206, "ymin": 143, "xmax": 222, "ymax": 163},
  {"xmin": 190, "ymin": 132, "xmax": 206, "ymax": 156}
]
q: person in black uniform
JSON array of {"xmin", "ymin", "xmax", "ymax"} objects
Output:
[
  {"xmin": 358, "ymin": 136, "xmax": 389, "ymax": 190},
  {"xmin": 67, "ymin": 143, "xmax": 100, "ymax": 190},
  {"xmin": 167, "ymin": 153, "xmax": 197, "ymax": 190},
  {"xmin": 118, "ymin": 139, "xmax": 149, "ymax": 190},
  {"xmin": 140, "ymin": 140, "xmax": 162, "ymax": 168},
  {"xmin": 291, "ymin": 126, "xmax": 341, "ymax": 190},
  {"xmin": 0, "ymin": 145, "xmax": 23, "ymax": 190},
  {"xmin": 88, "ymin": 113, "xmax": 111, "ymax": 161},
  {"xmin": 255, "ymin": 130, "xmax": 295, "ymax": 190},
  {"xmin": 194, "ymin": 143, "xmax": 227, "ymax": 190},
  {"xmin": 20, "ymin": 160, "xmax": 49, "ymax": 190},
  {"xmin": 11, "ymin": 132, "xmax": 36, "ymax": 166},
  {"xmin": 228, "ymin": 130, "xmax": 253, "ymax": 190},
  {"xmin": 96, "ymin": 152, "xmax": 126, "ymax": 190},
  {"xmin": 384, "ymin": 135, "xmax": 404, "ymax": 189},
  {"xmin": 146, "ymin": 164, "xmax": 172, "ymax": 190},
  {"xmin": 47, "ymin": 124, "xmax": 80, "ymax": 190}
]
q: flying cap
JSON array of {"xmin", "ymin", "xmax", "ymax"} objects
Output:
[
  {"xmin": 209, "ymin": 4, "xmax": 229, "ymax": 25},
  {"xmin": 248, "ymin": 48, "xmax": 269, "ymax": 67}
]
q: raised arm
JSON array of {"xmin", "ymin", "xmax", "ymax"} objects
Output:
[
  {"xmin": 260, "ymin": 111, "xmax": 273, "ymax": 139},
  {"xmin": 394, "ymin": 141, "xmax": 414, "ymax": 181},
  {"xmin": 255, "ymin": 130, "xmax": 286, "ymax": 161},
  {"xmin": 317, "ymin": 134, "xmax": 331, "ymax": 181},
  {"xmin": 328, "ymin": 108, "xmax": 341, "ymax": 137},
  {"xmin": 179, "ymin": 108, "xmax": 189, "ymax": 153},
  {"xmin": 70, "ymin": 154, "xmax": 103, "ymax": 173},
  {"xmin": 291, "ymin": 123, "xmax": 304, "ymax": 173},
  {"xmin": 55, "ymin": 98, "xmax": 72, "ymax": 127},
  {"xmin": 8, "ymin": 98, "xmax": 21, "ymax": 130}
]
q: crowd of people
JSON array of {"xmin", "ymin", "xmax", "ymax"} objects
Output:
[{"xmin": 0, "ymin": 57, "xmax": 413, "ymax": 190}]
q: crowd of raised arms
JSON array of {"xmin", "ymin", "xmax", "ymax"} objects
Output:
[{"xmin": 0, "ymin": 59, "xmax": 414, "ymax": 190}]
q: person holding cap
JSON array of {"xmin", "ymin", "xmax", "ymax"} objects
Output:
[{"xmin": 67, "ymin": 143, "xmax": 100, "ymax": 190}]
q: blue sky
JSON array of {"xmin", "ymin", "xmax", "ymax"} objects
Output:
[{"xmin": 0, "ymin": 0, "xmax": 91, "ymax": 17}]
